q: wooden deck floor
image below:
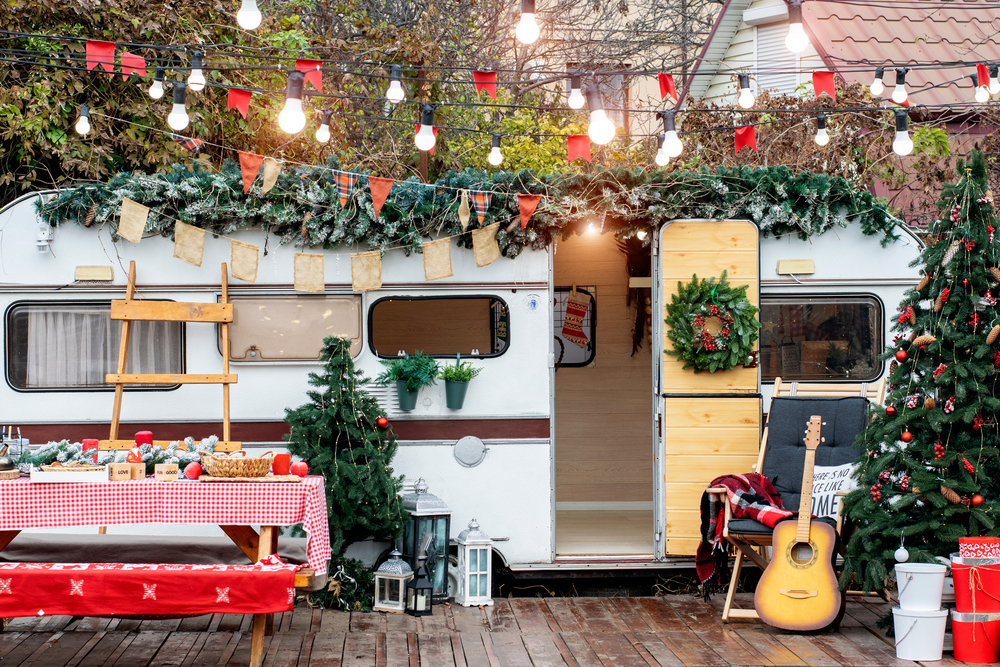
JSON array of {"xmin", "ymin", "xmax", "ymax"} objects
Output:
[{"xmin": 0, "ymin": 594, "xmax": 959, "ymax": 666}]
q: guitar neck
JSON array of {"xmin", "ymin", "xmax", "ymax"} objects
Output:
[{"xmin": 797, "ymin": 448, "xmax": 817, "ymax": 542}]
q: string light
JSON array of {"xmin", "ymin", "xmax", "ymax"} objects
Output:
[
  {"xmin": 278, "ymin": 71, "xmax": 307, "ymax": 134},
  {"xmin": 386, "ymin": 65, "xmax": 405, "ymax": 104},
  {"xmin": 785, "ymin": 0, "xmax": 810, "ymax": 54},
  {"xmin": 737, "ymin": 73, "xmax": 755, "ymax": 109},
  {"xmin": 991, "ymin": 64, "xmax": 1000, "ymax": 95},
  {"xmin": 236, "ymin": 0, "xmax": 262, "ymax": 30},
  {"xmin": 567, "ymin": 73, "xmax": 584, "ymax": 109},
  {"xmin": 972, "ymin": 74, "xmax": 989, "ymax": 104},
  {"xmin": 585, "ymin": 84, "xmax": 615, "ymax": 145},
  {"xmin": 892, "ymin": 68, "xmax": 909, "ymax": 104},
  {"xmin": 148, "ymin": 67, "xmax": 165, "ymax": 100},
  {"xmin": 415, "ymin": 104, "xmax": 437, "ymax": 151},
  {"xmin": 661, "ymin": 111, "xmax": 683, "ymax": 158},
  {"xmin": 814, "ymin": 114, "xmax": 829, "ymax": 146},
  {"xmin": 75, "ymin": 103, "xmax": 90, "ymax": 135},
  {"xmin": 187, "ymin": 51, "xmax": 206, "ymax": 92},
  {"xmin": 515, "ymin": 0, "xmax": 540, "ymax": 44},
  {"xmin": 316, "ymin": 110, "xmax": 332, "ymax": 143},
  {"xmin": 893, "ymin": 109, "xmax": 913, "ymax": 156},
  {"xmin": 870, "ymin": 67, "xmax": 885, "ymax": 96},
  {"xmin": 167, "ymin": 82, "xmax": 189, "ymax": 131},
  {"xmin": 488, "ymin": 133, "xmax": 503, "ymax": 165},
  {"xmin": 654, "ymin": 135, "xmax": 668, "ymax": 166}
]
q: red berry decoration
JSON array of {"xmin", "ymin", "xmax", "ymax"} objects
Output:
[
  {"xmin": 973, "ymin": 494, "xmax": 985, "ymax": 507},
  {"xmin": 895, "ymin": 350, "xmax": 908, "ymax": 362},
  {"xmin": 885, "ymin": 405, "xmax": 897, "ymax": 417},
  {"xmin": 377, "ymin": 416, "xmax": 389, "ymax": 429},
  {"xmin": 934, "ymin": 443, "xmax": 946, "ymax": 459},
  {"xmin": 901, "ymin": 431, "xmax": 913, "ymax": 443}
]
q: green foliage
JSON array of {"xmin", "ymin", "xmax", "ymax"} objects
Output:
[
  {"xmin": 284, "ymin": 336, "xmax": 408, "ymax": 558},
  {"xmin": 25, "ymin": 436, "xmax": 215, "ymax": 473},
  {"xmin": 438, "ymin": 354, "xmax": 482, "ymax": 382},
  {"xmin": 841, "ymin": 150, "xmax": 1000, "ymax": 594},
  {"xmin": 376, "ymin": 352, "xmax": 440, "ymax": 393},
  {"xmin": 306, "ymin": 557, "xmax": 376, "ymax": 612},
  {"xmin": 913, "ymin": 127, "xmax": 951, "ymax": 159}
]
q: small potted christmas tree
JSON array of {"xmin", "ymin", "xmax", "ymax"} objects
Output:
[
  {"xmin": 376, "ymin": 351, "xmax": 439, "ymax": 411},
  {"xmin": 438, "ymin": 354, "xmax": 482, "ymax": 410}
]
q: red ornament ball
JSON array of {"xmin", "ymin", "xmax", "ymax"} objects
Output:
[
  {"xmin": 290, "ymin": 461, "xmax": 309, "ymax": 477},
  {"xmin": 901, "ymin": 431, "xmax": 913, "ymax": 443},
  {"xmin": 183, "ymin": 462, "xmax": 203, "ymax": 480},
  {"xmin": 895, "ymin": 350, "xmax": 908, "ymax": 362},
  {"xmin": 886, "ymin": 405, "xmax": 897, "ymax": 417},
  {"xmin": 377, "ymin": 417, "xmax": 389, "ymax": 429},
  {"xmin": 973, "ymin": 494, "xmax": 985, "ymax": 507}
]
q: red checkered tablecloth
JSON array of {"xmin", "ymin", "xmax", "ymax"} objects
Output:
[{"xmin": 0, "ymin": 476, "xmax": 331, "ymax": 573}]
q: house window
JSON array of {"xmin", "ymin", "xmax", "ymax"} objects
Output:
[
  {"xmin": 553, "ymin": 287, "xmax": 596, "ymax": 368},
  {"xmin": 5, "ymin": 301, "xmax": 183, "ymax": 391},
  {"xmin": 369, "ymin": 296, "xmax": 509, "ymax": 358},
  {"xmin": 755, "ymin": 22, "xmax": 799, "ymax": 96},
  {"xmin": 224, "ymin": 295, "xmax": 362, "ymax": 361},
  {"xmin": 759, "ymin": 295, "xmax": 883, "ymax": 382}
]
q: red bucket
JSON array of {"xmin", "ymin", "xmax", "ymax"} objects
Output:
[
  {"xmin": 952, "ymin": 611, "xmax": 1000, "ymax": 663},
  {"xmin": 961, "ymin": 537, "xmax": 1000, "ymax": 559},
  {"xmin": 952, "ymin": 555, "xmax": 1000, "ymax": 614}
]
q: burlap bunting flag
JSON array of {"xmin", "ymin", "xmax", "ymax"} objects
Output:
[
  {"xmin": 294, "ymin": 253, "xmax": 325, "ymax": 293},
  {"xmin": 470, "ymin": 190, "xmax": 492, "ymax": 225},
  {"xmin": 173, "ymin": 221, "xmax": 205, "ymax": 267},
  {"xmin": 458, "ymin": 190, "xmax": 471, "ymax": 229},
  {"xmin": 472, "ymin": 223, "xmax": 501, "ymax": 267},
  {"xmin": 238, "ymin": 151, "xmax": 264, "ymax": 193},
  {"xmin": 423, "ymin": 238, "xmax": 453, "ymax": 281},
  {"xmin": 261, "ymin": 157, "xmax": 282, "ymax": 194},
  {"xmin": 118, "ymin": 198, "xmax": 149, "ymax": 244},
  {"xmin": 336, "ymin": 171, "xmax": 359, "ymax": 207},
  {"xmin": 351, "ymin": 251, "xmax": 382, "ymax": 292},
  {"xmin": 517, "ymin": 193, "xmax": 542, "ymax": 229},
  {"xmin": 230, "ymin": 240, "xmax": 259, "ymax": 283},
  {"xmin": 368, "ymin": 177, "xmax": 394, "ymax": 218}
]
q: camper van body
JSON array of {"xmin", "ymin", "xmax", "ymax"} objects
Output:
[{"xmin": 0, "ymin": 191, "xmax": 923, "ymax": 571}]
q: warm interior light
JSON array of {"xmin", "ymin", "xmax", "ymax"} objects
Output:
[{"xmin": 236, "ymin": 0, "xmax": 262, "ymax": 29}]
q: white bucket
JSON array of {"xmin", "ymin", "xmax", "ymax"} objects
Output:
[
  {"xmin": 893, "ymin": 607, "xmax": 948, "ymax": 661},
  {"xmin": 896, "ymin": 563, "xmax": 947, "ymax": 611}
]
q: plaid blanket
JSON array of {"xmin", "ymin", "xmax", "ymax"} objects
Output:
[{"xmin": 695, "ymin": 473, "xmax": 792, "ymax": 597}]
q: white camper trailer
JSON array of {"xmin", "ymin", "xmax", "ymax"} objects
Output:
[{"xmin": 0, "ymin": 190, "xmax": 923, "ymax": 578}]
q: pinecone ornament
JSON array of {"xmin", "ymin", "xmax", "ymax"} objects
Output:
[
  {"xmin": 989, "ymin": 325, "xmax": 1000, "ymax": 345},
  {"xmin": 941, "ymin": 486, "xmax": 961, "ymax": 504},
  {"xmin": 300, "ymin": 212, "xmax": 313, "ymax": 238},
  {"xmin": 913, "ymin": 334, "xmax": 936, "ymax": 347},
  {"xmin": 84, "ymin": 204, "xmax": 97, "ymax": 227},
  {"xmin": 925, "ymin": 397, "xmax": 936, "ymax": 410},
  {"xmin": 990, "ymin": 267, "xmax": 1000, "ymax": 282},
  {"xmin": 934, "ymin": 291, "xmax": 947, "ymax": 312},
  {"xmin": 917, "ymin": 274, "xmax": 931, "ymax": 292},
  {"xmin": 943, "ymin": 240, "xmax": 961, "ymax": 266},
  {"xmin": 909, "ymin": 310, "xmax": 917, "ymax": 325}
]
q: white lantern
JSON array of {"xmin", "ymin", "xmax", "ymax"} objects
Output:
[
  {"xmin": 454, "ymin": 519, "xmax": 493, "ymax": 607},
  {"xmin": 373, "ymin": 549, "xmax": 412, "ymax": 614}
]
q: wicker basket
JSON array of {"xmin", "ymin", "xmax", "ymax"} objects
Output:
[{"xmin": 201, "ymin": 450, "xmax": 273, "ymax": 478}]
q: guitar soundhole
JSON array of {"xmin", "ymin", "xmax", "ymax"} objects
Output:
[
  {"xmin": 785, "ymin": 540, "xmax": 818, "ymax": 569},
  {"xmin": 793, "ymin": 543, "xmax": 814, "ymax": 563}
]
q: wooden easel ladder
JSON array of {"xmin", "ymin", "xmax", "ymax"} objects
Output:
[{"xmin": 99, "ymin": 260, "xmax": 241, "ymax": 452}]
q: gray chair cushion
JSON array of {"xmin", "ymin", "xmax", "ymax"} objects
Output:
[
  {"xmin": 729, "ymin": 516, "xmax": 837, "ymax": 536},
  {"xmin": 761, "ymin": 397, "xmax": 868, "ymax": 512}
]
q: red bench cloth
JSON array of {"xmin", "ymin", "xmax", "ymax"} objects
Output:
[{"xmin": 0, "ymin": 562, "xmax": 300, "ymax": 617}]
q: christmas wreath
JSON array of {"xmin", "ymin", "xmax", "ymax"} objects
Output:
[{"xmin": 665, "ymin": 271, "xmax": 760, "ymax": 373}]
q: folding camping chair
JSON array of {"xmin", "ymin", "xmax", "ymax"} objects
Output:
[{"xmin": 710, "ymin": 377, "xmax": 886, "ymax": 623}]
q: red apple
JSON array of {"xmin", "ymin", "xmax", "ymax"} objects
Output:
[
  {"xmin": 290, "ymin": 461, "xmax": 309, "ymax": 477},
  {"xmin": 184, "ymin": 462, "xmax": 203, "ymax": 480}
]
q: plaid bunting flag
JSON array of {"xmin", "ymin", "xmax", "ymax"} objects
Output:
[
  {"xmin": 169, "ymin": 134, "xmax": 204, "ymax": 153},
  {"xmin": 335, "ymin": 171, "xmax": 359, "ymax": 206},
  {"xmin": 470, "ymin": 190, "xmax": 492, "ymax": 224}
]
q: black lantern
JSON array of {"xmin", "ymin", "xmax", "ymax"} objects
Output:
[
  {"xmin": 400, "ymin": 478, "xmax": 451, "ymax": 602},
  {"xmin": 405, "ymin": 565, "xmax": 433, "ymax": 616}
]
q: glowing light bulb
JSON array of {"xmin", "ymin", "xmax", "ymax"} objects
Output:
[
  {"xmin": 516, "ymin": 14, "xmax": 539, "ymax": 44},
  {"xmin": 148, "ymin": 67, "xmax": 165, "ymax": 99},
  {"xmin": 236, "ymin": 0, "xmax": 262, "ymax": 29},
  {"xmin": 814, "ymin": 114, "xmax": 829, "ymax": 146},
  {"xmin": 488, "ymin": 134, "xmax": 503, "ymax": 165},
  {"xmin": 976, "ymin": 85, "xmax": 990, "ymax": 104},
  {"xmin": 870, "ymin": 67, "xmax": 885, "ymax": 96},
  {"xmin": 187, "ymin": 52, "xmax": 205, "ymax": 92},
  {"xmin": 737, "ymin": 74, "xmax": 754, "ymax": 109},
  {"xmin": 785, "ymin": 23, "xmax": 809, "ymax": 54},
  {"xmin": 568, "ymin": 87, "xmax": 585, "ymax": 109},
  {"xmin": 664, "ymin": 131, "xmax": 683, "ymax": 158},
  {"xmin": 278, "ymin": 72, "xmax": 306, "ymax": 134},
  {"xmin": 386, "ymin": 65, "xmax": 405, "ymax": 104},
  {"xmin": 636, "ymin": 230, "xmax": 647, "ymax": 240},
  {"xmin": 655, "ymin": 148, "xmax": 669, "ymax": 167},
  {"xmin": 892, "ymin": 109, "xmax": 912, "ymax": 156},
  {"xmin": 415, "ymin": 104, "xmax": 437, "ymax": 151},
  {"xmin": 315, "ymin": 111, "xmax": 332, "ymax": 143},
  {"xmin": 585, "ymin": 85, "xmax": 615, "ymax": 144},
  {"xmin": 891, "ymin": 68, "xmax": 908, "ymax": 104},
  {"xmin": 75, "ymin": 104, "xmax": 90, "ymax": 135},
  {"xmin": 991, "ymin": 65, "xmax": 1000, "ymax": 95},
  {"xmin": 167, "ymin": 83, "xmax": 189, "ymax": 130}
]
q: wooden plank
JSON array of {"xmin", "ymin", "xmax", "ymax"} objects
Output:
[
  {"xmin": 489, "ymin": 632, "xmax": 533, "ymax": 667},
  {"xmin": 385, "ymin": 613, "xmax": 416, "ymax": 634},
  {"xmin": 419, "ymin": 633, "xmax": 456, "ymax": 667},
  {"xmin": 838, "ymin": 626, "xmax": 917, "ymax": 667},
  {"xmin": 656, "ymin": 219, "xmax": 759, "ymax": 251},
  {"xmin": 385, "ymin": 632, "xmax": 410, "ymax": 667},
  {"xmin": 586, "ymin": 632, "xmax": 648, "ymax": 667},
  {"xmin": 418, "ymin": 606, "xmax": 451, "ymax": 634},
  {"xmin": 105, "ymin": 373, "xmax": 238, "ymax": 384},
  {"xmin": 520, "ymin": 633, "xmax": 567, "ymax": 667},
  {"xmin": 218, "ymin": 613, "xmax": 244, "ymax": 632},
  {"xmin": 65, "ymin": 617, "xmax": 111, "ymax": 633},
  {"xmin": 177, "ymin": 632, "xmax": 210, "ymax": 667},
  {"xmin": 220, "ymin": 525, "xmax": 259, "ymax": 563},
  {"xmin": 177, "ymin": 615, "xmax": 213, "ymax": 632},
  {"xmin": 149, "ymin": 632, "xmax": 202, "ymax": 667},
  {"xmin": 459, "ymin": 632, "xmax": 493, "ymax": 667},
  {"xmin": 663, "ymin": 399, "xmax": 762, "ymax": 428},
  {"xmin": 271, "ymin": 633, "xmax": 304, "ymax": 667},
  {"xmin": 557, "ymin": 632, "xmax": 604, "ymax": 667},
  {"xmin": 605, "ymin": 598, "xmax": 652, "ymax": 633},
  {"xmin": 188, "ymin": 631, "xmax": 238, "ymax": 667},
  {"xmin": 64, "ymin": 631, "xmax": 110, "ymax": 667},
  {"xmin": 322, "ymin": 610, "xmax": 352, "ymax": 634},
  {"xmin": 657, "ymin": 630, "xmax": 728, "ymax": 667},
  {"xmin": 731, "ymin": 627, "xmax": 808, "ymax": 666},
  {"xmin": 634, "ymin": 598, "xmax": 688, "ymax": 633},
  {"xmin": 351, "ymin": 613, "xmax": 382, "ymax": 633},
  {"xmin": 309, "ymin": 633, "xmax": 346, "ymax": 667},
  {"xmin": 0, "ymin": 632, "xmax": 31, "ymax": 659},
  {"xmin": 114, "ymin": 619, "xmax": 142, "ymax": 631},
  {"xmin": 450, "ymin": 633, "xmax": 468, "ymax": 667},
  {"xmin": 289, "ymin": 608, "xmax": 314, "ymax": 634},
  {"xmin": 666, "ymin": 597, "xmax": 773, "ymax": 666},
  {"xmin": 772, "ymin": 634, "xmax": 843, "ymax": 667},
  {"xmin": 111, "ymin": 300, "xmax": 234, "ymax": 323},
  {"xmin": 573, "ymin": 599, "xmax": 623, "ymax": 634},
  {"xmin": 224, "ymin": 631, "xmax": 255, "ymax": 667},
  {"xmin": 75, "ymin": 631, "xmax": 133, "ymax": 667},
  {"xmin": 812, "ymin": 634, "xmax": 882, "ymax": 666},
  {"xmin": 342, "ymin": 633, "xmax": 377, "ymax": 667},
  {"xmin": 34, "ymin": 614, "xmax": 74, "ymax": 632},
  {"xmin": 508, "ymin": 598, "xmax": 556, "ymax": 634},
  {"xmin": 451, "ymin": 604, "xmax": 488, "ymax": 633},
  {"xmin": 110, "ymin": 630, "xmax": 168, "ymax": 666},
  {"xmin": 663, "ymin": 428, "xmax": 760, "ymax": 454},
  {"xmin": 138, "ymin": 617, "xmax": 182, "ymax": 631},
  {"xmin": 545, "ymin": 599, "xmax": 588, "ymax": 633},
  {"xmin": 487, "ymin": 599, "xmax": 519, "ymax": 633},
  {"xmin": 630, "ymin": 632, "xmax": 685, "ymax": 667},
  {"xmin": 99, "ymin": 439, "xmax": 242, "ymax": 452},
  {"xmin": 556, "ymin": 511, "xmax": 654, "ymax": 556}
]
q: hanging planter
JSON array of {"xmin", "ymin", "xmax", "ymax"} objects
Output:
[
  {"xmin": 438, "ymin": 355, "xmax": 483, "ymax": 411},
  {"xmin": 396, "ymin": 381, "xmax": 419, "ymax": 411},
  {"xmin": 375, "ymin": 352, "xmax": 439, "ymax": 412}
]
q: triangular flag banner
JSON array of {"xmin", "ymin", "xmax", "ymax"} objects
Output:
[
  {"xmin": 472, "ymin": 223, "xmax": 501, "ymax": 267},
  {"xmin": 86, "ymin": 40, "xmax": 115, "ymax": 77},
  {"xmin": 238, "ymin": 151, "xmax": 265, "ymax": 194},
  {"xmin": 978, "ymin": 63, "xmax": 990, "ymax": 89},
  {"xmin": 294, "ymin": 252, "xmax": 325, "ymax": 293},
  {"xmin": 473, "ymin": 71, "xmax": 497, "ymax": 101},
  {"xmin": 735, "ymin": 125, "xmax": 757, "ymax": 153},
  {"xmin": 458, "ymin": 190, "xmax": 471, "ymax": 229},
  {"xmin": 172, "ymin": 221, "xmax": 205, "ymax": 267},
  {"xmin": 296, "ymin": 59, "xmax": 322, "ymax": 92},
  {"xmin": 228, "ymin": 88, "xmax": 252, "ymax": 118},
  {"xmin": 368, "ymin": 177, "xmax": 394, "ymax": 218},
  {"xmin": 118, "ymin": 198, "xmax": 149, "ymax": 244},
  {"xmin": 335, "ymin": 171, "xmax": 359, "ymax": 207},
  {"xmin": 658, "ymin": 73, "xmax": 678, "ymax": 101},
  {"xmin": 350, "ymin": 251, "xmax": 382, "ymax": 292},
  {"xmin": 261, "ymin": 157, "xmax": 282, "ymax": 194},
  {"xmin": 423, "ymin": 238, "xmax": 453, "ymax": 281},
  {"xmin": 470, "ymin": 190, "xmax": 492, "ymax": 225},
  {"xmin": 567, "ymin": 135, "xmax": 591, "ymax": 163},
  {"xmin": 169, "ymin": 134, "xmax": 203, "ymax": 153},
  {"xmin": 230, "ymin": 240, "xmax": 259, "ymax": 283},
  {"xmin": 414, "ymin": 125, "xmax": 439, "ymax": 155},
  {"xmin": 517, "ymin": 193, "xmax": 542, "ymax": 229},
  {"xmin": 813, "ymin": 70, "xmax": 835, "ymax": 100},
  {"xmin": 120, "ymin": 52, "xmax": 146, "ymax": 80}
]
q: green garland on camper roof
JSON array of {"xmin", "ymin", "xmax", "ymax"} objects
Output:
[{"xmin": 37, "ymin": 160, "xmax": 903, "ymax": 258}]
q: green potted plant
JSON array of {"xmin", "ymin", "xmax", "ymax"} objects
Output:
[
  {"xmin": 438, "ymin": 354, "xmax": 482, "ymax": 410},
  {"xmin": 376, "ymin": 351, "xmax": 439, "ymax": 411}
]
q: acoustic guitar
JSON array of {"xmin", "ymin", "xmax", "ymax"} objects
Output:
[{"xmin": 754, "ymin": 415, "xmax": 843, "ymax": 631}]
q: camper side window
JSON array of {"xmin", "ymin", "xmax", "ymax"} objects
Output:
[
  {"xmin": 5, "ymin": 302, "xmax": 183, "ymax": 391},
  {"xmin": 758, "ymin": 295, "xmax": 883, "ymax": 382},
  {"xmin": 369, "ymin": 296, "xmax": 509, "ymax": 358}
]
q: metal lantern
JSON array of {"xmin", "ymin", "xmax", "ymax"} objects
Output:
[
  {"xmin": 373, "ymin": 550, "xmax": 412, "ymax": 614},
  {"xmin": 455, "ymin": 519, "xmax": 493, "ymax": 607},
  {"xmin": 405, "ymin": 565, "xmax": 433, "ymax": 616},
  {"xmin": 400, "ymin": 478, "xmax": 451, "ymax": 602}
]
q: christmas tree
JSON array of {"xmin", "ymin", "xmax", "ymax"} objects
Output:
[
  {"xmin": 842, "ymin": 150, "xmax": 1000, "ymax": 594},
  {"xmin": 285, "ymin": 336, "xmax": 409, "ymax": 558}
]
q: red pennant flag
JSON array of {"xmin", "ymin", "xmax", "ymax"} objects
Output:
[
  {"xmin": 978, "ymin": 63, "xmax": 990, "ymax": 89},
  {"xmin": 567, "ymin": 135, "xmax": 591, "ymax": 163},
  {"xmin": 735, "ymin": 126, "xmax": 757, "ymax": 153},
  {"xmin": 414, "ymin": 125, "xmax": 439, "ymax": 155},
  {"xmin": 86, "ymin": 40, "xmax": 115, "ymax": 77},
  {"xmin": 517, "ymin": 193, "xmax": 542, "ymax": 229},
  {"xmin": 813, "ymin": 71, "xmax": 835, "ymax": 100},
  {"xmin": 238, "ymin": 151, "xmax": 265, "ymax": 194},
  {"xmin": 369, "ymin": 177, "xmax": 394, "ymax": 218},
  {"xmin": 120, "ymin": 52, "xmax": 146, "ymax": 80},
  {"xmin": 473, "ymin": 71, "xmax": 498, "ymax": 101},
  {"xmin": 658, "ymin": 73, "xmax": 678, "ymax": 102},
  {"xmin": 296, "ymin": 59, "xmax": 322, "ymax": 92},
  {"xmin": 228, "ymin": 88, "xmax": 252, "ymax": 119}
]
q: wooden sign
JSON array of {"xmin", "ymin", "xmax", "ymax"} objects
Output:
[
  {"xmin": 154, "ymin": 464, "xmax": 178, "ymax": 481},
  {"xmin": 109, "ymin": 464, "xmax": 132, "ymax": 481},
  {"xmin": 129, "ymin": 463, "xmax": 145, "ymax": 479}
]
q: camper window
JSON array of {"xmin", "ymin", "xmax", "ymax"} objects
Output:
[
  {"xmin": 553, "ymin": 287, "xmax": 596, "ymax": 368},
  {"xmin": 369, "ymin": 296, "xmax": 509, "ymax": 358},
  {"xmin": 758, "ymin": 295, "xmax": 883, "ymax": 382},
  {"xmin": 223, "ymin": 295, "xmax": 362, "ymax": 361},
  {"xmin": 5, "ymin": 301, "xmax": 183, "ymax": 391}
]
